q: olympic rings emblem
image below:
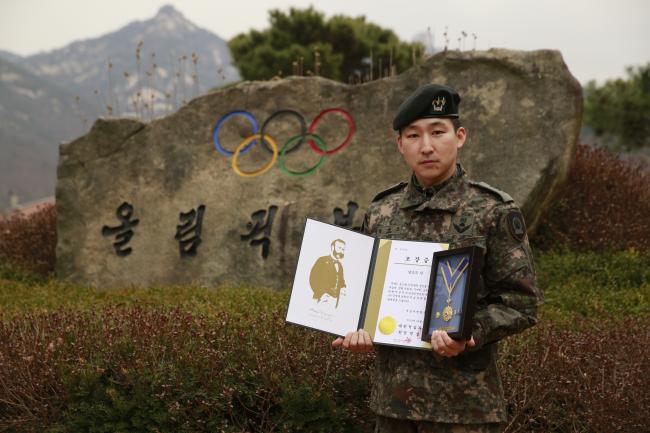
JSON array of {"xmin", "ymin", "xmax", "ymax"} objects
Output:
[{"xmin": 212, "ymin": 108, "xmax": 355, "ymax": 177}]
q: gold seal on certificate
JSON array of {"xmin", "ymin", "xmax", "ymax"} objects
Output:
[{"xmin": 378, "ymin": 316, "xmax": 397, "ymax": 335}]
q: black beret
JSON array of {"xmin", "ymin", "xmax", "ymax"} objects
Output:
[{"xmin": 392, "ymin": 84, "xmax": 461, "ymax": 130}]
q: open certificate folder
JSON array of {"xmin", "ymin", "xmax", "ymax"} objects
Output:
[{"xmin": 285, "ymin": 218, "xmax": 448, "ymax": 350}]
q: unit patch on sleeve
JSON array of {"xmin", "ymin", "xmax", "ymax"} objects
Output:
[{"xmin": 506, "ymin": 210, "xmax": 527, "ymax": 242}]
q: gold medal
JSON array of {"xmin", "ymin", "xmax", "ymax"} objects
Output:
[
  {"xmin": 442, "ymin": 305, "xmax": 453, "ymax": 322},
  {"xmin": 439, "ymin": 257, "xmax": 470, "ymax": 323}
]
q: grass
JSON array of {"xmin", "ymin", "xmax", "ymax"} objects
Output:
[
  {"xmin": 535, "ymin": 248, "xmax": 650, "ymax": 322},
  {"xmin": 0, "ymin": 273, "xmax": 287, "ymax": 320},
  {"xmin": 2, "ymin": 249, "xmax": 648, "ymax": 323}
]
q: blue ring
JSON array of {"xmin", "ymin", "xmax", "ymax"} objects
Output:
[{"xmin": 212, "ymin": 110, "xmax": 258, "ymax": 157}]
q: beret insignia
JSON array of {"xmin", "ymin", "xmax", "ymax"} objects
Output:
[{"xmin": 393, "ymin": 84, "xmax": 461, "ymax": 130}]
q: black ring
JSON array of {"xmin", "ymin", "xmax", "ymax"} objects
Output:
[{"xmin": 260, "ymin": 109, "xmax": 307, "ymax": 154}]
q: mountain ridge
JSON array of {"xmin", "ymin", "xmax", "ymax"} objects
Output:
[{"xmin": 1, "ymin": 4, "xmax": 240, "ymax": 211}]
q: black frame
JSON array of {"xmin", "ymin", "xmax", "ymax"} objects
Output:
[{"xmin": 421, "ymin": 245, "xmax": 484, "ymax": 341}]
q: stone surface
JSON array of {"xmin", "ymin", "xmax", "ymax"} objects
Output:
[{"xmin": 56, "ymin": 49, "xmax": 582, "ymax": 289}]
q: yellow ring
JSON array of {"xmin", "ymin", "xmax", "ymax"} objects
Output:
[{"xmin": 231, "ymin": 133, "xmax": 278, "ymax": 178}]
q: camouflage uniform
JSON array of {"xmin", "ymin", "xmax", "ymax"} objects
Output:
[{"xmin": 362, "ymin": 164, "xmax": 543, "ymax": 426}]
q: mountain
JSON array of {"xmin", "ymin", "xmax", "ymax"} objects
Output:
[
  {"xmin": 0, "ymin": 5, "xmax": 240, "ymax": 211},
  {"xmin": 0, "ymin": 50, "xmax": 23, "ymax": 64},
  {"xmin": 0, "ymin": 57, "xmax": 99, "ymax": 210},
  {"xmin": 17, "ymin": 5, "xmax": 240, "ymax": 119}
]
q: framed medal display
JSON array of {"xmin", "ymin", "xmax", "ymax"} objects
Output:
[{"xmin": 421, "ymin": 245, "xmax": 484, "ymax": 341}]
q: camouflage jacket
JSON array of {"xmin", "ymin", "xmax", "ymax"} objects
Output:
[{"xmin": 361, "ymin": 164, "xmax": 543, "ymax": 423}]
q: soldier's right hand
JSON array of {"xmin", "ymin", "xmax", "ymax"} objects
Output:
[{"xmin": 332, "ymin": 329, "xmax": 374, "ymax": 353}]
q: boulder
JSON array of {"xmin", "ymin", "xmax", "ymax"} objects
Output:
[{"xmin": 56, "ymin": 48, "xmax": 582, "ymax": 289}]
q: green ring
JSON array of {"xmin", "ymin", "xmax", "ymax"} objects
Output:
[{"xmin": 277, "ymin": 133, "xmax": 328, "ymax": 177}]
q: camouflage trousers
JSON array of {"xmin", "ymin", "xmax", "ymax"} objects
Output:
[{"xmin": 375, "ymin": 416, "xmax": 503, "ymax": 433}]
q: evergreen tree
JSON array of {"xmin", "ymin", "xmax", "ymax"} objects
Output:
[
  {"xmin": 228, "ymin": 7, "xmax": 425, "ymax": 83},
  {"xmin": 584, "ymin": 63, "xmax": 650, "ymax": 151}
]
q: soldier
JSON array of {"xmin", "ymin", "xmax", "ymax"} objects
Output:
[{"xmin": 332, "ymin": 84, "xmax": 543, "ymax": 432}]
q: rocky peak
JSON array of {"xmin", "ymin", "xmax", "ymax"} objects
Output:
[
  {"xmin": 148, "ymin": 4, "xmax": 197, "ymax": 33},
  {"xmin": 154, "ymin": 5, "xmax": 187, "ymax": 22}
]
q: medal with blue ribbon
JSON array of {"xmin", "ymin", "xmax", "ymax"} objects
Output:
[{"xmin": 439, "ymin": 257, "xmax": 470, "ymax": 322}]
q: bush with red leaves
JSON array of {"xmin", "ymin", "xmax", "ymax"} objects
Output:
[
  {"xmin": 0, "ymin": 204, "xmax": 57, "ymax": 276},
  {"xmin": 1, "ymin": 306, "xmax": 648, "ymax": 433},
  {"xmin": 500, "ymin": 317, "xmax": 650, "ymax": 433},
  {"xmin": 533, "ymin": 144, "xmax": 650, "ymax": 251}
]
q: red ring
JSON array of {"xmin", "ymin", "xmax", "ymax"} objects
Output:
[{"xmin": 307, "ymin": 108, "xmax": 355, "ymax": 155}]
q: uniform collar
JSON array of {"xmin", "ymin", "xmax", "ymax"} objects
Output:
[{"xmin": 400, "ymin": 163, "xmax": 466, "ymax": 212}]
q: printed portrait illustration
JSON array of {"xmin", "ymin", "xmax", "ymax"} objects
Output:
[{"xmin": 309, "ymin": 238, "xmax": 347, "ymax": 307}]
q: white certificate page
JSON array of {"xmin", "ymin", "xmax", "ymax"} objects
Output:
[{"xmin": 372, "ymin": 240, "xmax": 447, "ymax": 349}]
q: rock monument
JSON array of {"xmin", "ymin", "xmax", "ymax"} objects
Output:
[{"xmin": 56, "ymin": 49, "xmax": 582, "ymax": 289}]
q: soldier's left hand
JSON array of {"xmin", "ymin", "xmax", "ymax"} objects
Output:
[{"xmin": 431, "ymin": 330, "xmax": 475, "ymax": 357}]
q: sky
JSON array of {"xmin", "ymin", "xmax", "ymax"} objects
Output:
[{"xmin": 0, "ymin": 0, "xmax": 649, "ymax": 85}]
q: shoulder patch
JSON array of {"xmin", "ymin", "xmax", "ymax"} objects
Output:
[
  {"xmin": 506, "ymin": 210, "xmax": 527, "ymax": 242},
  {"xmin": 469, "ymin": 181, "xmax": 514, "ymax": 203},
  {"xmin": 372, "ymin": 181, "xmax": 408, "ymax": 202}
]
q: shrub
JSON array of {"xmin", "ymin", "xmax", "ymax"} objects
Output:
[
  {"xmin": 1, "ymin": 302, "xmax": 648, "ymax": 433},
  {"xmin": 0, "ymin": 306, "xmax": 373, "ymax": 433},
  {"xmin": 532, "ymin": 144, "xmax": 650, "ymax": 251},
  {"xmin": 500, "ymin": 317, "xmax": 650, "ymax": 433},
  {"xmin": 0, "ymin": 204, "xmax": 57, "ymax": 276}
]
